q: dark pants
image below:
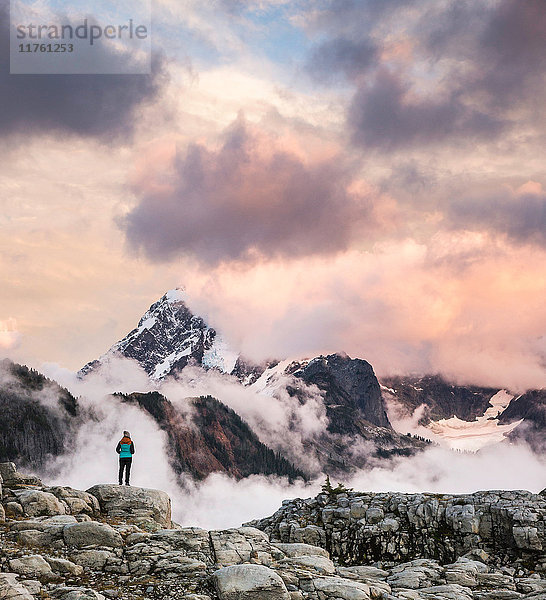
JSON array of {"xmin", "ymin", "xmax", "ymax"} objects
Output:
[{"xmin": 119, "ymin": 457, "xmax": 132, "ymax": 484}]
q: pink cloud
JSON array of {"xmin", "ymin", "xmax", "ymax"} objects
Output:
[{"xmin": 181, "ymin": 234, "xmax": 546, "ymax": 392}]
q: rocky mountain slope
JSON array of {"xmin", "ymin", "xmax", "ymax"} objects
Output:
[
  {"xmin": 0, "ymin": 360, "xmax": 80, "ymax": 469},
  {"xmin": 498, "ymin": 389, "xmax": 546, "ymax": 453},
  {"xmin": 251, "ymin": 354, "xmax": 430, "ymax": 473},
  {"xmin": 78, "ymin": 288, "xmax": 545, "ymax": 456},
  {"xmin": 282, "ymin": 354, "xmax": 390, "ymax": 431},
  {"xmin": 1, "ymin": 461, "xmax": 545, "ymax": 600},
  {"xmin": 116, "ymin": 391, "xmax": 306, "ymax": 481},
  {"xmin": 79, "ymin": 289, "xmax": 260, "ymax": 381},
  {"xmin": 381, "ymin": 375, "xmax": 546, "ymax": 452},
  {"xmin": 380, "ymin": 375, "xmax": 500, "ymax": 424}
]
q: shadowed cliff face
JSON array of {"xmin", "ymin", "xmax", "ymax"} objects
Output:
[
  {"xmin": 287, "ymin": 354, "xmax": 391, "ymax": 432},
  {"xmin": 0, "ymin": 360, "xmax": 80, "ymax": 468},
  {"xmin": 117, "ymin": 391, "xmax": 307, "ymax": 481},
  {"xmin": 499, "ymin": 389, "xmax": 546, "ymax": 453},
  {"xmin": 381, "ymin": 375, "xmax": 499, "ymax": 424}
]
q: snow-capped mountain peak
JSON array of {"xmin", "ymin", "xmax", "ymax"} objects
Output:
[{"xmin": 80, "ymin": 289, "xmax": 242, "ymax": 380}]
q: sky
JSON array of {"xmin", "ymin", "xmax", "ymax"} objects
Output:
[{"xmin": 1, "ymin": 0, "xmax": 546, "ymax": 392}]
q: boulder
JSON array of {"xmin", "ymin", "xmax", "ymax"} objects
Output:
[
  {"xmin": 311, "ymin": 577, "xmax": 371, "ymax": 600},
  {"xmin": 444, "ymin": 558, "xmax": 487, "ymax": 588},
  {"xmin": 337, "ymin": 566, "xmax": 389, "ymax": 581},
  {"xmin": 279, "ymin": 554, "xmax": 336, "ymax": 574},
  {"xmin": 388, "ymin": 559, "xmax": 444, "ymax": 590},
  {"xmin": 63, "ymin": 521, "xmax": 123, "ymax": 548},
  {"xmin": 154, "ymin": 553, "xmax": 207, "ymax": 574},
  {"xmin": 48, "ymin": 486, "xmax": 100, "ymax": 516},
  {"xmin": 0, "ymin": 573, "xmax": 35, "ymax": 600},
  {"xmin": 0, "ymin": 462, "xmax": 18, "ymax": 482},
  {"xmin": 210, "ymin": 527, "xmax": 274, "ymax": 567},
  {"xmin": 71, "ymin": 550, "xmax": 115, "ymax": 570},
  {"xmin": 49, "ymin": 587, "xmax": 106, "ymax": 600},
  {"xmin": 86, "ymin": 484, "xmax": 171, "ymax": 527},
  {"xmin": 272, "ymin": 543, "xmax": 330, "ymax": 558},
  {"xmin": 9, "ymin": 555, "xmax": 54, "ymax": 578},
  {"xmin": 46, "ymin": 557, "xmax": 84, "ymax": 576},
  {"xmin": 418, "ymin": 584, "xmax": 473, "ymax": 599},
  {"xmin": 213, "ymin": 564, "xmax": 290, "ymax": 600},
  {"xmin": 150, "ymin": 527, "xmax": 213, "ymax": 564},
  {"xmin": 5, "ymin": 501, "xmax": 24, "ymax": 519},
  {"xmin": 16, "ymin": 490, "xmax": 66, "ymax": 517},
  {"xmin": 16, "ymin": 529, "xmax": 56, "ymax": 548},
  {"xmin": 0, "ymin": 462, "xmax": 42, "ymax": 487}
]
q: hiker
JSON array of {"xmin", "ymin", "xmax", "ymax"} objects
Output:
[{"xmin": 116, "ymin": 430, "xmax": 135, "ymax": 485}]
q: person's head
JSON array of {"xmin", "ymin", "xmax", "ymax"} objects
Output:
[{"xmin": 123, "ymin": 430, "xmax": 130, "ymax": 438}]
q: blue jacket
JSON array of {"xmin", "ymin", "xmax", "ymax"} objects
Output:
[{"xmin": 116, "ymin": 437, "xmax": 135, "ymax": 458}]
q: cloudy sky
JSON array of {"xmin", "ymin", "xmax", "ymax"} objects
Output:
[{"xmin": 1, "ymin": 0, "xmax": 545, "ymax": 391}]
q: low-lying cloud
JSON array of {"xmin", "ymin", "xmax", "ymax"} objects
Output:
[{"xmin": 39, "ymin": 356, "xmax": 546, "ymax": 529}]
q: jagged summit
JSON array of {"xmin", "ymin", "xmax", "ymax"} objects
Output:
[{"xmin": 80, "ymin": 289, "xmax": 243, "ymax": 380}]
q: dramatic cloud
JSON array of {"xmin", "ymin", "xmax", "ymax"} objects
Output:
[
  {"xmin": 123, "ymin": 116, "xmax": 390, "ymax": 265},
  {"xmin": 348, "ymin": 69, "xmax": 503, "ymax": 150},
  {"xmin": 0, "ymin": 0, "xmax": 167, "ymax": 140},
  {"xmin": 308, "ymin": 37, "xmax": 377, "ymax": 83},
  {"xmin": 182, "ymin": 237, "xmax": 546, "ymax": 391},
  {"xmin": 447, "ymin": 181, "xmax": 546, "ymax": 247},
  {"xmin": 424, "ymin": 0, "xmax": 546, "ymax": 107},
  {"xmin": 307, "ymin": 0, "xmax": 546, "ymax": 150}
]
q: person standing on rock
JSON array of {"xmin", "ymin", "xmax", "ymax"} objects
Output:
[{"xmin": 116, "ymin": 430, "xmax": 135, "ymax": 485}]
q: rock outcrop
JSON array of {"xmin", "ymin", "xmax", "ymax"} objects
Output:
[
  {"xmin": 86, "ymin": 484, "xmax": 172, "ymax": 529},
  {"xmin": 249, "ymin": 489, "xmax": 546, "ymax": 568},
  {"xmin": 1, "ymin": 463, "xmax": 545, "ymax": 600}
]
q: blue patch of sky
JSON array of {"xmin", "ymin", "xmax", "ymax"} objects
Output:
[
  {"xmin": 157, "ymin": 2, "xmax": 313, "ymax": 67},
  {"xmin": 239, "ymin": 5, "xmax": 312, "ymax": 68}
]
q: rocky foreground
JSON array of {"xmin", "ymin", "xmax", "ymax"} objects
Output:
[{"xmin": 0, "ymin": 463, "xmax": 545, "ymax": 600}]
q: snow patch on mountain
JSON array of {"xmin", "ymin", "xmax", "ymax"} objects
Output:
[
  {"xmin": 426, "ymin": 389, "xmax": 521, "ymax": 451},
  {"xmin": 202, "ymin": 335, "xmax": 239, "ymax": 374},
  {"xmin": 165, "ymin": 288, "xmax": 188, "ymax": 303},
  {"xmin": 428, "ymin": 414, "xmax": 523, "ymax": 452},
  {"xmin": 153, "ymin": 347, "xmax": 193, "ymax": 379},
  {"xmin": 250, "ymin": 358, "xmax": 310, "ymax": 396}
]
